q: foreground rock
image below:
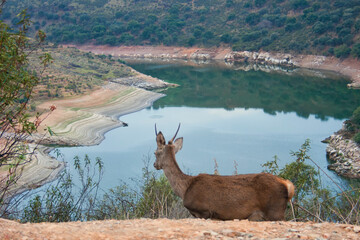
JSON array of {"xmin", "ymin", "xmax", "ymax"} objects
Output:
[
  {"xmin": 1, "ymin": 218, "xmax": 359, "ymax": 239},
  {"xmin": 325, "ymin": 127, "xmax": 360, "ymax": 178}
]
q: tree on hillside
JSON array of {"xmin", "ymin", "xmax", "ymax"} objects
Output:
[{"xmin": 0, "ymin": 0, "xmax": 52, "ymax": 216}]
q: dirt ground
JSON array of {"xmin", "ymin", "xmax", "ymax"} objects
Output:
[{"xmin": 1, "ymin": 218, "xmax": 360, "ymax": 239}]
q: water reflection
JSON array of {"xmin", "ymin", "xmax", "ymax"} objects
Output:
[{"xmin": 129, "ymin": 61, "xmax": 360, "ymax": 120}]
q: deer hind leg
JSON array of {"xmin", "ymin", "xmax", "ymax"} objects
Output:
[
  {"xmin": 188, "ymin": 209, "xmax": 212, "ymax": 219},
  {"xmin": 247, "ymin": 210, "xmax": 265, "ymax": 221},
  {"xmin": 265, "ymin": 200, "xmax": 287, "ymax": 221},
  {"xmin": 186, "ymin": 206, "xmax": 212, "ymax": 219},
  {"xmin": 266, "ymin": 208, "xmax": 285, "ymax": 221}
]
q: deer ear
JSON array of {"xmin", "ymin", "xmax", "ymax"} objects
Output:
[
  {"xmin": 156, "ymin": 131, "xmax": 166, "ymax": 147},
  {"xmin": 173, "ymin": 137, "xmax": 183, "ymax": 154}
]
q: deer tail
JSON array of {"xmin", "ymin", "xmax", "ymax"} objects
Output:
[
  {"xmin": 284, "ymin": 180, "xmax": 295, "ymax": 201},
  {"xmin": 278, "ymin": 178, "xmax": 295, "ymax": 201}
]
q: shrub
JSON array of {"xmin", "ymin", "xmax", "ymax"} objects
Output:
[
  {"xmin": 334, "ymin": 45, "xmax": 351, "ymax": 58},
  {"xmin": 260, "ymin": 37, "xmax": 272, "ymax": 47},
  {"xmin": 242, "ymin": 31, "xmax": 262, "ymax": 42},
  {"xmin": 220, "ymin": 33, "xmax": 232, "ymax": 43},
  {"xmin": 351, "ymin": 43, "xmax": 360, "ymax": 59},
  {"xmin": 245, "ymin": 13, "xmax": 261, "ymax": 26},
  {"xmin": 351, "ymin": 106, "xmax": 360, "ymax": 125},
  {"xmin": 291, "ymin": 0, "xmax": 309, "ymax": 10},
  {"xmin": 21, "ymin": 155, "xmax": 104, "ymax": 222},
  {"xmin": 312, "ymin": 22, "xmax": 328, "ymax": 34},
  {"xmin": 353, "ymin": 132, "xmax": 360, "ymax": 144},
  {"xmin": 15, "ymin": 155, "xmax": 189, "ymax": 222},
  {"xmin": 0, "ymin": 6, "xmax": 51, "ymax": 214},
  {"xmin": 262, "ymin": 139, "xmax": 360, "ymax": 223}
]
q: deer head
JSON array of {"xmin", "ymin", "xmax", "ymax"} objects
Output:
[{"xmin": 154, "ymin": 124, "xmax": 183, "ymax": 170}]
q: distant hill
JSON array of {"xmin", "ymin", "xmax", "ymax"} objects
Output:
[{"xmin": 1, "ymin": 0, "xmax": 360, "ymax": 58}]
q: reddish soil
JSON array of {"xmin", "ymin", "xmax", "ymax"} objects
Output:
[{"xmin": 1, "ymin": 218, "xmax": 359, "ymax": 239}]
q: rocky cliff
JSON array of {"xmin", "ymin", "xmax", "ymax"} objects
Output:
[{"xmin": 325, "ymin": 125, "xmax": 360, "ymax": 178}]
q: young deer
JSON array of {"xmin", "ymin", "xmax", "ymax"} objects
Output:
[{"xmin": 154, "ymin": 124, "xmax": 295, "ymax": 221}]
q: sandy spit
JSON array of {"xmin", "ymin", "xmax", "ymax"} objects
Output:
[{"xmin": 36, "ymin": 83, "xmax": 164, "ymax": 146}]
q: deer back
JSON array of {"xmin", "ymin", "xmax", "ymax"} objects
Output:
[{"xmin": 182, "ymin": 173, "xmax": 294, "ymax": 220}]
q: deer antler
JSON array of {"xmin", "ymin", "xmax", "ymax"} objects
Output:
[
  {"xmin": 155, "ymin": 123, "xmax": 158, "ymax": 136},
  {"xmin": 170, "ymin": 123, "xmax": 181, "ymax": 142}
]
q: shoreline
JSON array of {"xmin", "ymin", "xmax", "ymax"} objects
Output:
[
  {"xmin": 5, "ymin": 71, "xmax": 174, "ymax": 199},
  {"xmin": 64, "ymin": 44, "xmax": 360, "ymax": 88}
]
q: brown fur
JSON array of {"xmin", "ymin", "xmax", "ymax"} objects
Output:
[{"xmin": 154, "ymin": 129, "xmax": 295, "ymax": 221}]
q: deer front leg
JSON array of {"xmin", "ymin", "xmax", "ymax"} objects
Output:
[{"xmin": 247, "ymin": 210, "xmax": 265, "ymax": 221}]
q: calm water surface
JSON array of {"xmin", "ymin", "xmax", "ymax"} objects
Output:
[{"xmin": 57, "ymin": 61, "xmax": 360, "ymax": 190}]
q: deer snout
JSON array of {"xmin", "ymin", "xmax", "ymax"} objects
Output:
[{"xmin": 153, "ymin": 162, "xmax": 161, "ymax": 170}]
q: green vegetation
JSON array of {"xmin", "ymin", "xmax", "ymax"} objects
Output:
[
  {"xmin": 1, "ymin": 0, "xmax": 360, "ymax": 57},
  {"xmin": 0, "ymin": 0, "xmax": 51, "ymax": 208},
  {"xmin": 9, "ymin": 155, "xmax": 189, "ymax": 222},
  {"xmin": 263, "ymin": 140, "xmax": 359, "ymax": 224},
  {"xmin": 28, "ymin": 46, "xmax": 135, "ymax": 100},
  {"xmin": 9, "ymin": 142, "xmax": 359, "ymax": 224},
  {"xmin": 344, "ymin": 106, "xmax": 360, "ymax": 143}
]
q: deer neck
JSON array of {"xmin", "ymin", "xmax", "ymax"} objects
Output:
[{"xmin": 162, "ymin": 150, "xmax": 191, "ymax": 199}]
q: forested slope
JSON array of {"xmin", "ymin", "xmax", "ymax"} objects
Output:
[{"xmin": 1, "ymin": 0, "xmax": 360, "ymax": 58}]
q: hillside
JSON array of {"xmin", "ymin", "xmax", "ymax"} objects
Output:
[
  {"xmin": 28, "ymin": 45, "xmax": 135, "ymax": 101},
  {"xmin": 1, "ymin": 0, "xmax": 360, "ymax": 58}
]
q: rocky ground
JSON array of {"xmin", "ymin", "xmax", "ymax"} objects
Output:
[
  {"xmin": 325, "ymin": 132, "xmax": 360, "ymax": 178},
  {"xmin": 1, "ymin": 218, "xmax": 360, "ymax": 239}
]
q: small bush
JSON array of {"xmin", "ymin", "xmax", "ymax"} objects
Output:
[
  {"xmin": 20, "ymin": 154, "xmax": 104, "ymax": 222},
  {"xmin": 334, "ymin": 45, "xmax": 351, "ymax": 58},
  {"xmin": 351, "ymin": 106, "xmax": 360, "ymax": 125},
  {"xmin": 13, "ymin": 155, "xmax": 189, "ymax": 222},
  {"xmin": 262, "ymin": 139, "xmax": 360, "ymax": 224},
  {"xmin": 351, "ymin": 43, "xmax": 360, "ymax": 59},
  {"xmin": 353, "ymin": 132, "xmax": 360, "ymax": 144}
]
